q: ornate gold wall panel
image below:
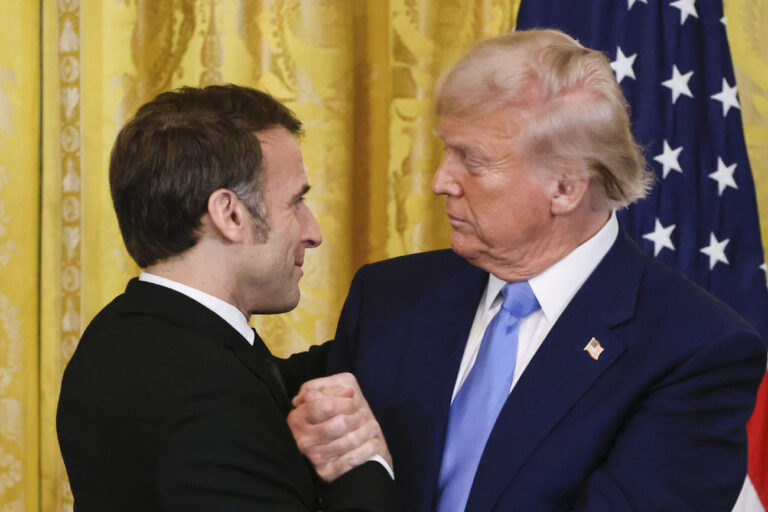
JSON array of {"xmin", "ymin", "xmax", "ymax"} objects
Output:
[
  {"xmin": 39, "ymin": 0, "xmax": 79, "ymax": 508},
  {"xmin": 0, "ymin": 4, "xmax": 40, "ymax": 512},
  {"xmin": 5, "ymin": 1, "xmax": 768, "ymax": 510}
]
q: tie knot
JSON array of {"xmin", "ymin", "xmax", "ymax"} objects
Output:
[{"xmin": 500, "ymin": 281, "xmax": 539, "ymax": 319}]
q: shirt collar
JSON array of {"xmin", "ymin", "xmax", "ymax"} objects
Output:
[
  {"xmin": 138, "ymin": 272, "xmax": 255, "ymax": 344},
  {"xmin": 486, "ymin": 212, "xmax": 618, "ymax": 323}
]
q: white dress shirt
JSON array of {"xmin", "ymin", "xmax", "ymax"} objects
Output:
[
  {"xmin": 139, "ymin": 272, "xmax": 255, "ymax": 344},
  {"xmin": 451, "ymin": 213, "xmax": 619, "ymax": 401}
]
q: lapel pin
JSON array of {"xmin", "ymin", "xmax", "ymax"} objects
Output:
[{"xmin": 583, "ymin": 337, "xmax": 605, "ymax": 360}]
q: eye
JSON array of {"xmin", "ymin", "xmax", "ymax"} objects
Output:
[
  {"xmin": 465, "ymin": 158, "xmax": 482, "ymax": 168},
  {"xmin": 464, "ymin": 157, "xmax": 486, "ymax": 174}
]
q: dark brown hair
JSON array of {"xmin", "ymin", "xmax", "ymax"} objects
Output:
[{"xmin": 109, "ymin": 84, "xmax": 302, "ymax": 268}]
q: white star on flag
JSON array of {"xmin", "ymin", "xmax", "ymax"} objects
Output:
[
  {"xmin": 710, "ymin": 78, "xmax": 740, "ymax": 117},
  {"xmin": 760, "ymin": 263, "xmax": 767, "ymax": 273},
  {"xmin": 627, "ymin": 0, "xmax": 648, "ymax": 10},
  {"xmin": 720, "ymin": 16, "xmax": 727, "ymax": 27},
  {"xmin": 642, "ymin": 219, "xmax": 676, "ymax": 256},
  {"xmin": 700, "ymin": 232, "xmax": 730, "ymax": 270},
  {"xmin": 653, "ymin": 140, "xmax": 683, "ymax": 178},
  {"xmin": 611, "ymin": 47, "xmax": 637, "ymax": 84},
  {"xmin": 662, "ymin": 65, "xmax": 694, "ymax": 104},
  {"xmin": 708, "ymin": 157, "xmax": 738, "ymax": 196},
  {"xmin": 670, "ymin": 0, "xmax": 698, "ymax": 25}
]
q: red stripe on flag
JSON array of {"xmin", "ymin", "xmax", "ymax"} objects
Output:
[{"xmin": 748, "ymin": 371, "xmax": 768, "ymax": 508}]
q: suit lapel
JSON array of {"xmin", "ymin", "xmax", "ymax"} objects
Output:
[
  {"xmin": 121, "ymin": 279, "xmax": 291, "ymax": 414},
  {"xmin": 467, "ymin": 232, "xmax": 647, "ymax": 512},
  {"xmin": 215, "ymin": 327, "xmax": 292, "ymax": 413},
  {"xmin": 399, "ymin": 260, "xmax": 488, "ymax": 512}
]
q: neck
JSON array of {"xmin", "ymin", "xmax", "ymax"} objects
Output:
[
  {"xmin": 486, "ymin": 209, "xmax": 611, "ymax": 282},
  {"xmin": 144, "ymin": 249, "xmax": 248, "ymax": 318}
]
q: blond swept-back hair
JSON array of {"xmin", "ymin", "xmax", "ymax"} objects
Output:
[{"xmin": 436, "ymin": 29, "xmax": 653, "ymax": 209}]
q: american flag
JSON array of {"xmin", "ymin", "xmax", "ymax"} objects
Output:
[
  {"xmin": 583, "ymin": 337, "xmax": 605, "ymax": 360},
  {"xmin": 516, "ymin": 1, "xmax": 768, "ymax": 510}
]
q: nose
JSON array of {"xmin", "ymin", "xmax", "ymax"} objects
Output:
[
  {"xmin": 301, "ymin": 204, "xmax": 322, "ymax": 248},
  {"xmin": 431, "ymin": 151, "xmax": 463, "ymax": 197}
]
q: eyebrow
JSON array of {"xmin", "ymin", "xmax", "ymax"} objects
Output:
[{"xmin": 292, "ymin": 184, "xmax": 311, "ymax": 202}]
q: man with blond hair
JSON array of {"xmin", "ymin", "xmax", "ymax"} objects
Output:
[{"xmin": 291, "ymin": 29, "xmax": 766, "ymax": 511}]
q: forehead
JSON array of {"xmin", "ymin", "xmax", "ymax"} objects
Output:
[
  {"xmin": 255, "ymin": 126, "xmax": 306, "ymax": 186},
  {"xmin": 436, "ymin": 112, "xmax": 524, "ymax": 165},
  {"xmin": 256, "ymin": 126, "xmax": 301, "ymax": 161},
  {"xmin": 437, "ymin": 106, "xmax": 519, "ymax": 145}
]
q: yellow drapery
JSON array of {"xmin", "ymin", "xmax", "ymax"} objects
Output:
[{"xmin": 0, "ymin": 1, "xmax": 765, "ymax": 510}]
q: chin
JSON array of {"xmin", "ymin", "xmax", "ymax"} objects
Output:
[
  {"xmin": 451, "ymin": 234, "xmax": 499, "ymax": 275},
  {"xmin": 450, "ymin": 232, "xmax": 480, "ymax": 261},
  {"xmin": 275, "ymin": 295, "xmax": 301, "ymax": 313},
  {"xmin": 251, "ymin": 291, "xmax": 301, "ymax": 315}
]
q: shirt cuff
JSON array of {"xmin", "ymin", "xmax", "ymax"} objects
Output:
[{"xmin": 369, "ymin": 454, "xmax": 394, "ymax": 479}]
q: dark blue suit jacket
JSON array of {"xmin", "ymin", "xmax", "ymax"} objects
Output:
[{"xmin": 329, "ymin": 232, "xmax": 766, "ymax": 512}]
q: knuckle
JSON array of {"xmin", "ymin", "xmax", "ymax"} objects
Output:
[
  {"xmin": 286, "ymin": 409, "xmax": 304, "ymax": 427},
  {"xmin": 325, "ymin": 414, "xmax": 349, "ymax": 436},
  {"xmin": 364, "ymin": 418, "xmax": 380, "ymax": 436},
  {"xmin": 341, "ymin": 429, "xmax": 362, "ymax": 450},
  {"xmin": 308, "ymin": 451, "xmax": 325, "ymax": 466},
  {"xmin": 307, "ymin": 399, "xmax": 327, "ymax": 419},
  {"xmin": 319, "ymin": 398, "xmax": 337, "ymax": 416},
  {"xmin": 294, "ymin": 435, "xmax": 310, "ymax": 450},
  {"xmin": 316, "ymin": 465, "xmax": 331, "ymax": 480}
]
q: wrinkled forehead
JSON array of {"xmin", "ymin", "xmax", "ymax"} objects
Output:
[{"xmin": 436, "ymin": 103, "xmax": 525, "ymax": 147}]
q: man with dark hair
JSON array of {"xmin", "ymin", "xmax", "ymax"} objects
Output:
[{"xmin": 57, "ymin": 85, "xmax": 394, "ymax": 511}]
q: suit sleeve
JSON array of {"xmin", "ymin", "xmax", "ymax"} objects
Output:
[
  {"xmin": 319, "ymin": 461, "xmax": 401, "ymax": 512},
  {"xmin": 153, "ymin": 361, "xmax": 318, "ymax": 511},
  {"xmin": 328, "ymin": 267, "xmax": 366, "ymax": 376},
  {"xmin": 276, "ymin": 341, "xmax": 332, "ymax": 398},
  {"xmin": 153, "ymin": 358, "xmax": 396, "ymax": 512},
  {"xmin": 564, "ymin": 329, "xmax": 766, "ymax": 512}
]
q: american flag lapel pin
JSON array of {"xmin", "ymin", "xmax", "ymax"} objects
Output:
[{"xmin": 583, "ymin": 337, "xmax": 605, "ymax": 360}]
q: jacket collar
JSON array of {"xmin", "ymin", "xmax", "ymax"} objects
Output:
[{"xmin": 120, "ymin": 279, "xmax": 291, "ymax": 413}]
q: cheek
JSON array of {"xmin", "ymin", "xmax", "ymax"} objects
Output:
[
  {"xmin": 464, "ymin": 183, "xmax": 510, "ymax": 229},
  {"xmin": 273, "ymin": 211, "xmax": 300, "ymax": 243},
  {"xmin": 472, "ymin": 186, "xmax": 550, "ymax": 243},
  {"xmin": 283, "ymin": 216, "xmax": 303, "ymax": 253}
]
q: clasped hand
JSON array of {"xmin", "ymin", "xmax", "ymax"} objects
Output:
[{"xmin": 287, "ymin": 372, "xmax": 393, "ymax": 482}]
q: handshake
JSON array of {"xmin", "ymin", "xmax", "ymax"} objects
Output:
[{"xmin": 287, "ymin": 373, "xmax": 393, "ymax": 482}]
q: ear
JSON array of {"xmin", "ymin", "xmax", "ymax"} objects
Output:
[
  {"xmin": 549, "ymin": 175, "xmax": 591, "ymax": 215},
  {"xmin": 205, "ymin": 188, "xmax": 248, "ymax": 243}
]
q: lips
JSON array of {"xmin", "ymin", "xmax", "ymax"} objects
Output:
[{"xmin": 447, "ymin": 213, "xmax": 468, "ymax": 227}]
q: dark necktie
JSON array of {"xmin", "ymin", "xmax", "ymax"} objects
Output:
[{"xmin": 251, "ymin": 328, "xmax": 290, "ymax": 410}]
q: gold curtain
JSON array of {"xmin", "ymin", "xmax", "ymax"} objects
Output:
[{"xmin": 0, "ymin": 0, "xmax": 765, "ymax": 510}]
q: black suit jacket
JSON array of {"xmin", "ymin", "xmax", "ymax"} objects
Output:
[{"xmin": 57, "ymin": 279, "xmax": 394, "ymax": 511}]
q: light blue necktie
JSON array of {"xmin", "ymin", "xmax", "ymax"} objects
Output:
[{"xmin": 435, "ymin": 281, "xmax": 540, "ymax": 512}]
